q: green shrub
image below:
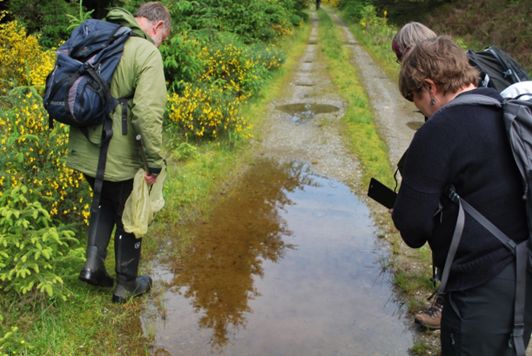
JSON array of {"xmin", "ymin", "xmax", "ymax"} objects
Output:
[
  {"xmin": 338, "ymin": 0, "xmax": 371, "ymax": 21},
  {"xmin": 166, "ymin": 0, "xmax": 303, "ymax": 44},
  {"xmin": 160, "ymin": 32, "xmax": 206, "ymax": 93},
  {"xmin": 0, "ymin": 313, "xmax": 26, "ymax": 356},
  {"xmin": 0, "ymin": 185, "xmax": 78, "ymax": 299},
  {"xmin": 7, "ymin": 0, "xmax": 77, "ymax": 48}
]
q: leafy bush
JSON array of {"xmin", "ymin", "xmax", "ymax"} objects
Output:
[
  {"xmin": 6, "ymin": 0, "xmax": 77, "ymax": 48},
  {"xmin": 166, "ymin": 0, "xmax": 303, "ymax": 44},
  {"xmin": 338, "ymin": 0, "xmax": 371, "ymax": 21},
  {"xmin": 0, "ymin": 313, "xmax": 26, "ymax": 356},
  {"xmin": 358, "ymin": 5, "xmax": 394, "ymax": 46},
  {"xmin": 160, "ymin": 32, "xmax": 206, "ymax": 93},
  {"xmin": 0, "ymin": 185, "xmax": 78, "ymax": 299}
]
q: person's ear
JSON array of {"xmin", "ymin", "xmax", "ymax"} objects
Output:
[
  {"xmin": 423, "ymin": 79, "xmax": 437, "ymax": 96},
  {"xmin": 153, "ymin": 20, "xmax": 164, "ymax": 33}
]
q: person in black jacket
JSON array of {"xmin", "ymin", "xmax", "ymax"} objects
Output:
[{"xmin": 392, "ymin": 36, "xmax": 532, "ymax": 355}]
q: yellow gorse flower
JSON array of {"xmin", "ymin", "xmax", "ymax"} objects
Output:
[{"xmin": 0, "ymin": 20, "xmax": 91, "ymax": 226}]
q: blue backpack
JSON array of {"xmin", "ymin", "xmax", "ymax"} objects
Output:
[{"xmin": 43, "ymin": 19, "xmax": 131, "ymax": 128}]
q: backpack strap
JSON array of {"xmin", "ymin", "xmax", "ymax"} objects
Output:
[
  {"xmin": 443, "ymin": 93, "xmax": 502, "ymax": 110},
  {"xmin": 87, "ymin": 115, "xmax": 113, "ymax": 237},
  {"xmin": 441, "ymin": 186, "xmax": 527, "ymax": 356},
  {"xmin": 118, "ymin": 98, "xmax": 129, "ymax": 135}
]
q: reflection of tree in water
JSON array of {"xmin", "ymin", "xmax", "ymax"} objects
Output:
[{"xmin": 171, "ymin": 160, "xmax": 315, "ymax": 349}]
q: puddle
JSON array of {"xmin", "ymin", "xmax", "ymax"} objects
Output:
[
  {"xmin": 276, "ymin": 103, "xmax": 340, "ymax": 123},
  {"xmin": 294, "ymin": 82, "xmax": 315, "ymax": 87},
  {"xmin": 406, "ymin": 121, "xmax": 424, "ymax": 131},
  {"xmin": 142, "ymin": 159, "xmax": 413, "ymax": 355}
]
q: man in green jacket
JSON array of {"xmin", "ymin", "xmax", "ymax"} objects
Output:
[{"xmin": 68, "ymin": 2, "xmax": 170, "ymax": 303}]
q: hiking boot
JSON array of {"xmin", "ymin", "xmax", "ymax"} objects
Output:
[
  {"xmin": 79, "ymin": 204, "xmax": 114, "ymax": 288},
  {"xmin": 415, "ymin": 300, "xmax": 442, "ymax": 329},
  {"xmin": 112, "ymin": 232, "xmax": 151, "ymax": 304}
]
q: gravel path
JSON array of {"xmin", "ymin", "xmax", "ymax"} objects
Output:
[
  {"xmin": 330, "ymin": 12, "xmax": 422, "ymax": 169},
  {"xmin": 258, "ymin": 14, "xmax": 361, "ymax": 187}
]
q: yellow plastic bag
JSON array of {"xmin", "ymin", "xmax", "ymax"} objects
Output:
[{"xmin": 122, "ymin": 166, "xmax": 166, "ymax": 237}]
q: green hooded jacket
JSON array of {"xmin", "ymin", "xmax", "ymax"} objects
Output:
[{"xmin": 66, "ymin": 8, "xmax": 167, "ymax": 181}]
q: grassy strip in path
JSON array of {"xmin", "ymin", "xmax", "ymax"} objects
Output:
[
  {"xmin": 3, "ymin": 22, "xmax": 312, "ymax": 356},
  {"xmin": 317, "ymin": 9, "xmax": 394, "ymax": 190},
  {"xmin": 318, "ymin": 9, "xmax": 437, "ymax": 355}
]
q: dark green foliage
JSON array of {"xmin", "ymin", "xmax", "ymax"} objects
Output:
[
  {"xmin": 166, "ymin": 0, "xmax": 307, "ymax": 43},
  {"xmin": 160, "ymin": 31, "xmax": 206, "ymax": 93},
  {"xmin": 7, "ymin": 0, "xmax": 78, "ymax": 47},
  {"xmin": 338, "ymin": 0, "xmax": 371, "ymax": 21}
]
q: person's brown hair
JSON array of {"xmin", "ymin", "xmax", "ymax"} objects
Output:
[
  {"xmin": 135, "ymin": 2, "xmax": 171, "ymax": 30},
  {"xmin": 399, "ymin": 35, "xmax": 479, "ymax": 101}
]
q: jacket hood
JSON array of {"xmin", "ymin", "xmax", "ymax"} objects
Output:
[{"xmin": 106, "ymin": 8, "xmax": 154, "ymax": 44}]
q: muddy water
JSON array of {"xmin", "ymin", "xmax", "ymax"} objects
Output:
[{"xmin": 142, "ymin": 160, "xmax": 413, "ymax": 355}]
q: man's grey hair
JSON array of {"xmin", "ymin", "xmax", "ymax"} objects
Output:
[{"xmin": 135, "ymin": 2, "xmax": 171, "ymax": 30}]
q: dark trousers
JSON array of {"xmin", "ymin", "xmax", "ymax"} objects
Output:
[
  {"xmin": 441, "ymin": 263, "xmax": 532, "ymax": 355},
  {"xmin": 85, "ymin": 176, "xmax": 134, "ymax": 234}
]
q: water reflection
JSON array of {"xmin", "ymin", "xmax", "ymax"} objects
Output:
[
  {"xmin": 144, "ymin": 159, "xmax": 413, "ymax": 355},
  {"xmin": 169, "ymin": 160, "xmax": 314, "ymax": 349}
]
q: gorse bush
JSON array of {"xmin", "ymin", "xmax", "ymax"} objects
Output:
[
  {"xmin": 0, "ymin": 17, "xmax": 56, "ymax": 94},
  {"xmin": 165, "ymin": 38, "xmax": 284, "ymax": 140},
  {"xmin": 167, "ymin": 83, "xmax": 246, "ymax": 140},
  {"xmin": 0, "ymin": 90, "xmax": 91, "ymax": 226},
  {"xmin": 199, "ymin": 43, "xmax": 261, "ymax": 100}
]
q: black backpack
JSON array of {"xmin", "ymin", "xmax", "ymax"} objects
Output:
[
  {"xmin": 467, "ymin": 46, "xmax": 529, "ymax": 92},
  {"xmin": 438, "ymin": 94, "xmax": 532, "ymax": 356}
]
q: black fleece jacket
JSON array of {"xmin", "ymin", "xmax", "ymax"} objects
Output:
[{"xmin": 392, "ymin": 87, "xmax": 527, "ymax": 291}]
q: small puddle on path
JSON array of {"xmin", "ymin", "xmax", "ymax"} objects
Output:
[
  {"xmin": 276, "ymin": 103, "xmax": 340, "ymax": 123},
  {"xmin": 142, "ymin": 159, "xmax": 413, "ymax": 355}
]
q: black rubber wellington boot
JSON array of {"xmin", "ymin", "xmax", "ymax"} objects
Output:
[
  {"xmin": 112, "ymin": 232, "xmax": 152, "ymax": 304},
  {"xmin": 79, "ymin": 205, "xmax": 114, "ymax": 287}
]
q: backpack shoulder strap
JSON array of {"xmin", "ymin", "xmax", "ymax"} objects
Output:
[
  {"xmin": 441, "ymin": 187, "xmax": 528, "ymax": 356},
  {"xmin": 444, "ymin": 93, "xmax": 502, "ymax": 109}
]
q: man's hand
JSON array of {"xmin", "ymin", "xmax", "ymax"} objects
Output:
[{"xmin": 144, "ymin": 173, "xmax": 157, "ymax": 185}]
